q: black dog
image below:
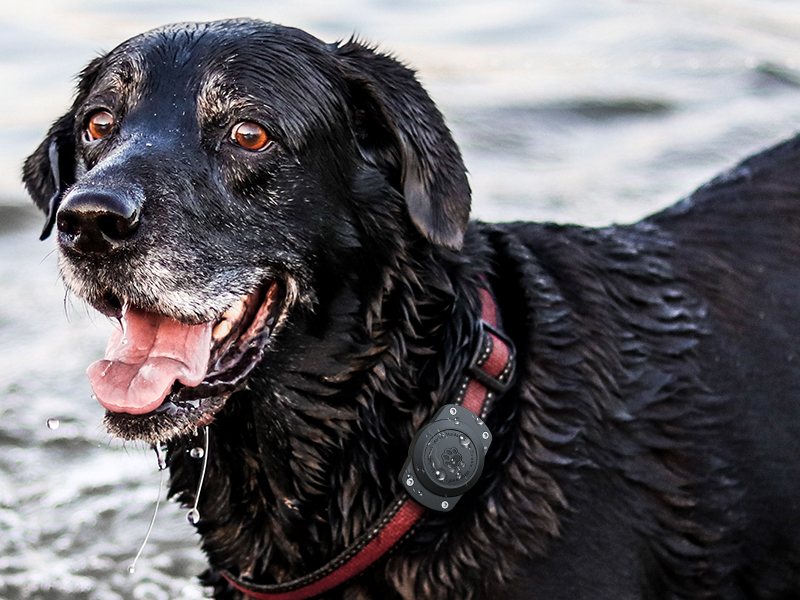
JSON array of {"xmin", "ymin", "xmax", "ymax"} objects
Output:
[{"xmin": 22, "ymin": 18, "xmax": 800, "ymax": 599}]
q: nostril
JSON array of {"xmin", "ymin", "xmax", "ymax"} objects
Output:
[
  {"xmin": 97, "ymin": 211, "xmax": 139, "ymax": 241},
  {"xmin": 56, "ymin": 190, "xmax": 141, "ymax": 255},
  {"xmin": 57, "ymin": 211, "xmax": 82, "ymax": 238}
]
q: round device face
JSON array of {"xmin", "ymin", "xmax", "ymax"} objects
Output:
[
  {"xmin": 401, "ymin": 404, "xmax": 493, "ymax": 511},
  {"xmin": 420, "ymin": 429, "xmax": 479, "ymax": 490},
  {"xmin": 412, "ymin": 415, "xmax": 487, "ymax": 497}
]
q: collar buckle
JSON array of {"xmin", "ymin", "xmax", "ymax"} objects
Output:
[{"xmin": 467, "ymin": 318, "xmax": 517, "ymax": 395}]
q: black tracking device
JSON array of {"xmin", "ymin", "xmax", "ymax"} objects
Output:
[{"xmin": 399, "ymin": 403, "xmax": 492, "ymax": 512}]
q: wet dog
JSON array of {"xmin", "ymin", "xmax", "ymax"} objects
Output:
[{"xmin": 23, "ymin": 18, "xmax": 800, "ymax": 600}]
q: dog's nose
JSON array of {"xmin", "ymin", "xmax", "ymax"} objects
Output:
[{"xmin": 57, "ymin": 191, "xmax": 140, "ymax": 255}]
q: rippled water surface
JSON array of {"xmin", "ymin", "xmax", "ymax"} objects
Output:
[{"xmin": 2, "ymin": 1, "xmax": 800, "ymax": 598}]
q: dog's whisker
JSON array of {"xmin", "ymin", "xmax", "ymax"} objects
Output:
[
  {"xmin": 187, "ymin": 427, "xmax": 210, "ymax": 525},
  {"xmin": 39, "ymin": 247, "xmax": 57, "ymax": 266},
  {"xmin": 128, "ymin": 444, "xmax": 167, "ymax": 574}
]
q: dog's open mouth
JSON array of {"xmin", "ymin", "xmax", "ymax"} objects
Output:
[{"xmin": 90, "ymin": 281, "xmax": 286, "ymax": 443}]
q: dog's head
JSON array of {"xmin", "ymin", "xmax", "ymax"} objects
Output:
[{"xmin": 23, "ymin": 19, "xmax": 470, "ymax": 443}]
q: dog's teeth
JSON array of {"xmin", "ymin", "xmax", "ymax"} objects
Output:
[
  {"xmin": 213, "ymin": 320, "xmax": 233, "ymax": 340},
  {"xmin": 222, "ymin": 298, "xmax": 246, "ymax": 322}
]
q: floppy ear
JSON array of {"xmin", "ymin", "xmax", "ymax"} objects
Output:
[
  {"xmin": 22, "ymin": 57, "xmax": 104, "ymax": 240},
  {"xmin": 335, "ymin": 40, "xmax": 471, "ymax": 249}
]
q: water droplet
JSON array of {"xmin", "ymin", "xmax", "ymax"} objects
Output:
[
  {"xmin": 188, "ymin": 428, "xmax": 210, "ymax": 527},
  {"xmin": 435, "ymin": 470, "xmax": 445, "ymax": 481},
  {"xmin": 454, "ymin": 418, "xmax": 460, "ymax": 425},
  {"xmin": 190, "ymin": 447, "xmax": 204, "ymax": 459},
  {"xmin": 476, "ymin": 418, "xmax": 484, "ymax": 425},
  {"xmin": 128, "ymin": 565, "xmax": 136, "ymax": 574},
  {"xmin": 46, "ymin": 418, "xmax": 60, "ymax": 430},
  {"xmin": 153, "ymin": 443, "xmax": 168, "ymax": 471},
  {"xmin": 460, "ymin": 436, "xmax": 471, "ymax": 448}
]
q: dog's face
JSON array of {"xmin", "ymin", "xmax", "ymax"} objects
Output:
[{"xmin": 23, "ymin": 19, "xmax": 470, "ymax": 443}]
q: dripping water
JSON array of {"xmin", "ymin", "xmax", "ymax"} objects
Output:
[
  {"xmin": 187, "ymin": 427, "xmax": 210, "ymax": 525},
  {"xmin": 154, "ymin": 441, "xmax": 168, "ymax": 471},
  {"xmin": 127, "ymin": 443, "xmax": 167, "ymax": 574}
]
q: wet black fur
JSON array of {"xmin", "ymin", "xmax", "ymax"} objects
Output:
[{"xmin": 23, "ymin": 18, "xmax": 800, "ymax": 600}]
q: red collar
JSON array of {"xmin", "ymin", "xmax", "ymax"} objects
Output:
[{"xmin": 221, "ymin": 285, "xmax": 516, "ymax": 599}]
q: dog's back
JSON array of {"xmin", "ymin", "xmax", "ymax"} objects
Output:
[{"xmin": 474, "ymin": 135, "xmax": 800, "ymax": 597}]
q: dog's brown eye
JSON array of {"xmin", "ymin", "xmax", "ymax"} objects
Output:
[
  {"xmin": 86, "ymin": 111, "xmax": 115, "ymax": 141},
  {"xmin": 231, "ymin": 122, "xmax": 270, "ymax": 151}
]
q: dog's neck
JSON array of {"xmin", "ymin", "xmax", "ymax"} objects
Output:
[{"xmin": 167, "ymin": 227, "xmax": 493, "ymax": 592}]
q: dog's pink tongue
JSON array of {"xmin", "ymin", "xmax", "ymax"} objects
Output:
[{"xmin": 87, "ymin": 305, "xmax": 213, "ymax": 415}]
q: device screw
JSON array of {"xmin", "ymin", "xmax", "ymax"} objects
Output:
[
  {"xmin": 406, "ymin": 477, "xmax": 414, "ymax": 486},
  {"xmin": 449, "ymin": 407, "xmax": 457, "ymax": 415},
  {"xmin": 441, "ymin": 501, "xmax": 449, "ymax": 509},
  {"xmin": 482, "ymin": 432, "xmax": 489, "ymax": 439}
]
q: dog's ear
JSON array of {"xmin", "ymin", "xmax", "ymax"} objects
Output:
[
  {"xmin": 23, "ymin": 56, "xmax": 104, "ymax": 240},
  {"xmin": 335, "ymin": 40, "xmax": 471, "ymax": 249}
]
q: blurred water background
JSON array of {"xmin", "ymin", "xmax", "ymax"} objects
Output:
[{"xmin": 2, "ymin": 1, "xmax": 800, "ymax": 598}]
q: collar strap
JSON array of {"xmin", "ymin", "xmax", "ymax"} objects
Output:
[
  {"xmin": 462, "ymin": 288, "xmax": 516, "ymax": 413},
  {"xmin": 221, "ymin": 285, "xmax": 516, "ymax": 599}
]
